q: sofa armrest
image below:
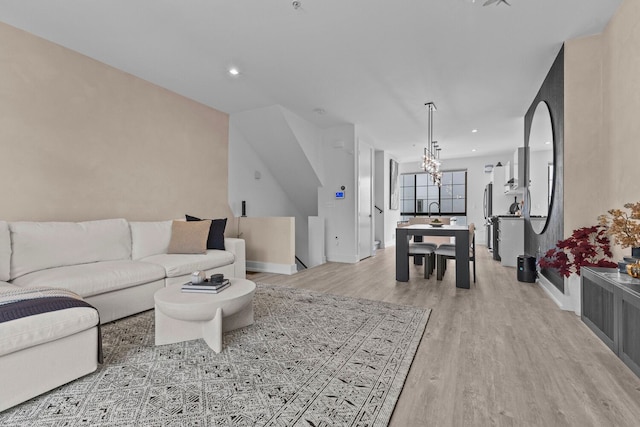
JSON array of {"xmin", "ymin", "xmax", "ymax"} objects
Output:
[{"xmin": 224, "ymin": 238, "xmax": 246, "ymax": 279}]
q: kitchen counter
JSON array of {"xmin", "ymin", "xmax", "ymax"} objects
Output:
[{"xmin": 496, "ymin": 215, "xmax": 544, "ymax": 219}]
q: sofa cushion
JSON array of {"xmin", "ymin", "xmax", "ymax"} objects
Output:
[
  {"xmin": 186, "ymin": 215, "xmax": 227, "ymax": 250},
  {"xmin": 167, "ymin": 220, "xmax": 211, "ymax": 254},
  {"xmin": 9, "ymin": 219, "xmax": 132, "ymax": 280},
  {"xmin": 141, "ymin": 250, "xmax": 235, "ymax": 278},
  {"xmin": 130, "ymin": 220, "xmax": 172, "ymax": 260},
  {"xmin": 10, "ymin": 260, "xmax": 166, "ymax": 298},
  {"xmin": 0, "ymin": 306, "xmax": 99, "ymax": 357},
  {"xmin": 0, "ymin": 221, "xmax": 11, "ymax": 282},
  {"xmin": 0, "ymin": 281, "xmax": 15, "ymax": 289}
]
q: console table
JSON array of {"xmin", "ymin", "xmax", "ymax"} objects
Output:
[{"xmin": 581, "ymin": 267, "xmax": 640, "ymax": 378}]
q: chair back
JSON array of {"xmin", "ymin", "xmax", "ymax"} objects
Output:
[{"xmin": 468, "ymin": 223, "xmax": 476, "ymax": 255}]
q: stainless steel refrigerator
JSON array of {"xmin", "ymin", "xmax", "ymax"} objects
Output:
[{"xmin": 483, "ymin": 183, "xmax": 493, "ymax": 248}]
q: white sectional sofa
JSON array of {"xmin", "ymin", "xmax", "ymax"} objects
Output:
[
  {"xmin": 6, "ymin": 218, "xmax": 245, "ymax": 323},
  {"xmin": 0, "ymin": 218, "xmax": 246, "ymax": 412}
]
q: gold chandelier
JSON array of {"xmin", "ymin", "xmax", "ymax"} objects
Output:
[{"xmin": 421, "ymin": 102, "xmax": 442, "ymax": 186}]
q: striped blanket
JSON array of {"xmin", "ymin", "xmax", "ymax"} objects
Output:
[{"xmin": 0, "ymin": 287, "xmax": 102, "ymax": 362}]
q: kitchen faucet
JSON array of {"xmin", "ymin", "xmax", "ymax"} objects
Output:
[{"xmin": 428, "ymin": 201, "xmax": 440, "ymax": 218}]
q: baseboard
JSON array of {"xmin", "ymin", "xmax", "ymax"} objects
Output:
[
  {"xmin": 246, "ymin": 261, "xmax": 297, "ymax": 275},
  {"xmin": 538, "ymin": 274, "xmax": 579, "ymax": 316},
  {"xmin": 538, "ymin": 275, "xmax": 565, "ymax": 308},
  {"xmin": 326, "ymin": 254, "xmax": 360, "ymax": 264}
]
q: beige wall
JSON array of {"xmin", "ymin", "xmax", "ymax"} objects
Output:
[
  {"xmin": 0, "ymin": 23, "xmax": 232, "ymax": 224},
  {"xmin": 564, "ymin": 0, "xmax": 640, "ymax": 259},
  {"xmin": 564, "ymin": 35, "xmax": 607, "ymax": 233},
  {"xmin": 237, "ymin": 217, "xmax": 295, "ymax": 265},
  {"xmin": 603, "ymin": 0, "xmax": 640, "ymax": 218}
]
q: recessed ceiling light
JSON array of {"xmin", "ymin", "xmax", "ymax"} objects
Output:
[
  {"xmin": 472, "ymin": 149, "xmax": 477, "ymax": 152},
  {"xmin": 471, "ymin": 129, "xmax": 478, "ymax": 133},
  {"xmin": 228, "ymin": 67, "xmax": 240, "ymax": 76},
  {"xmin": 545, "ymin": 141, "xmax": 551, "ymax": 145}
]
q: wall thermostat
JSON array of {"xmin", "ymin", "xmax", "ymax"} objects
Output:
[{"xmin": 335, "ymin": 191, "xmax": 345, "ymax": 199}]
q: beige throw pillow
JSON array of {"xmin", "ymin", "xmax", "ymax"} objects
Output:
[{"xmin": 167, "ymin": 220, "xmax": 211, "ymax": 254}]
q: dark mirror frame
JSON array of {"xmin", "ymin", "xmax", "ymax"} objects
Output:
[{"xmin": 527, "ymin": 101, "xmax": 555, "ymax": 235}]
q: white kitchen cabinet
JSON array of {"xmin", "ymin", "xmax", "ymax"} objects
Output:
[
  {"xmin": 504, "ymin": 147, "xmax": 528, "ymax": 194},
  {"xmin": 491, "ymin": 163, "xmax": 507, "ymax": 189},
  {"xmin": 503, "ymin": 160, "xmax": 512, "ymax": 194},
  {"xmin": 498, "ymin": 217, "xmax": 524, "ymax": 267}
]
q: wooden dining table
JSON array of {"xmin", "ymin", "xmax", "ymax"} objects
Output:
[{"xmin": 396, "ymin": 224, "xmax": 471, "ymax": 289}]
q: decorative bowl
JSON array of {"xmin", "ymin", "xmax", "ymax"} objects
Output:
[
  {"xmin": 430, "ymin": 223, "xmax": 443, "ymax": 228},
  {"xmin": 626, "ymin": 263, "xmax": 640, "ymax": 278}
]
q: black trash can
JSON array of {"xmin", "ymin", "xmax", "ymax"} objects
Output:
[{"xmin": 517, "ymin": 255, "xmax": 537, "ymax": 283}]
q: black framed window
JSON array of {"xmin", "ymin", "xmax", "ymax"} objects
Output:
[{"xmin": 400, "ymin": 170, "xmax": 467, "ymax": 218}]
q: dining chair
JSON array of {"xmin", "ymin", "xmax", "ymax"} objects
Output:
[
  {"xmin": 408, "ymin": 242, "xmax": 436, "ymax": 279},
  {"xmin": 407, "ymin": 217, "xmax": 451, "ymax": 268},
  {"xmin": 435, "ymin": 223, "xmax": 476, "ymax": 282}
]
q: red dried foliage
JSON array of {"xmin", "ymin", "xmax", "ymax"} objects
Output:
[{"xmin": 538, "ymin": 225, "xmax": 617, "ymax": 277}]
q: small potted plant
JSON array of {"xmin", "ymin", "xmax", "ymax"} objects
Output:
[
  {"xmin": 598, "ymin": 202, "xmax": 640, "ymax": 258},
  {"xmin": 538, "ymin": 225, "xmax": 617, "ymax": 277}
]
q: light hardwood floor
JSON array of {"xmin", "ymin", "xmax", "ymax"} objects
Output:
[{"xmin": 249, "ymin": 246, "xmax": 640, "ymax": 426}]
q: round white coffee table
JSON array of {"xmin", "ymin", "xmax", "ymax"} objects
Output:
[{"xmin": 154, "ymin": 278, "xmax": 256, "ymax": 353}]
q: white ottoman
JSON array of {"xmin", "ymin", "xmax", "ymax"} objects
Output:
[{"xmin": 154, "ymin": 278, "xmax": 256, "ymax": 353}]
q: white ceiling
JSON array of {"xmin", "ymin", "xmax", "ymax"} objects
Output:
[{"xmin": 0, "ymin": 0, "xmax": 622, "ymax": 162}]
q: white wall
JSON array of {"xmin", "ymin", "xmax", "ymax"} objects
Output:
[
  {"xmin": 318, "ymin": 124, "xmax": 359, "ymax": 263},
  {"xmin": 282, "ymin": 108, "xmax": 325, "ymax": 186},
  {"xmin": 231, "ymin": 105, "xmax": 320, "ymax": 219},
  {"xmin": 308, "ymin": 216, "xmax": 326, "ymax": 267},
  {"xmin": 228, "ymin": 122, "xmax": 309, "ymax": 263},
  {"xmin": 231, "ymin": 113, "xmax": 366, "ymax": 266},
  {"xmin": 400, "ymin": 151, "xmax": 513, "ymax": 246}
]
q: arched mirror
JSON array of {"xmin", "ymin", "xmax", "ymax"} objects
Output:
[{"xmin": 528, "ymin": 101, "xmax": 554, "ymax": 234}]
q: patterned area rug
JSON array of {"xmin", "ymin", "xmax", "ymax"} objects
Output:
[{"xmin": 0, "ymin": 284, "xmax": 430, "ymax": 426}]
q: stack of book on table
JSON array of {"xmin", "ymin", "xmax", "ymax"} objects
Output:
[{"xmin": 181, "ymin": 278, "xmax": 231, "ymax": 294}]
